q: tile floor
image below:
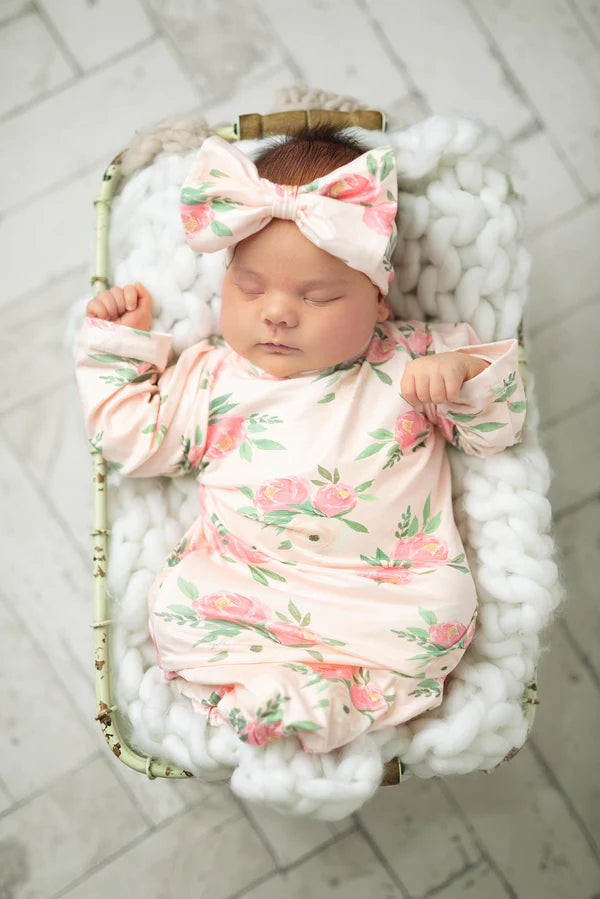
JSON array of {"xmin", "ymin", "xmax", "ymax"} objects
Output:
[{"xmin": 1, "ymin": 1, "xmax": 599, "ymax": 897}]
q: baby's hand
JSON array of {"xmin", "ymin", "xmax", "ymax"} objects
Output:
[
  {"xmin": 86, "ymin": 282, "xmax": 153, "ymax": 332},
  {"xmin": 401, "ymin": 352, "xmax": 490, "ymax": 407}
]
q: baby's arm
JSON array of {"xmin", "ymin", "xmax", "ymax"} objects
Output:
[
  {"xmin": 398, "ymin": 320, "xmax": 527, "ymax": 458},
  {"xmin": 76, "ymin": 283, "xmax": 212, "ymax": 477}
]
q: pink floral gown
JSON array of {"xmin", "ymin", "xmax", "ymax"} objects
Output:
[{"xmin": 75, "ymin": 316, "xmax": 527, "ymax": 754}]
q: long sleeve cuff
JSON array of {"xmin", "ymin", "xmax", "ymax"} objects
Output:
[
  {"xmin": 78, "ymin": 317, "xmax": 173, "ymax": 370},
  {"xmin": 452, "ymin": 338, "xmax": 519, "ymax": 408}
]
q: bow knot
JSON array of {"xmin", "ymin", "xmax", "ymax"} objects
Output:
[
  {"xmin": 272, "ymin": 184, "xmax": 301, "ymax": 221},
  {"xmin": 180, "ymin": 135, "xmax": 398, "ymax": 294}
]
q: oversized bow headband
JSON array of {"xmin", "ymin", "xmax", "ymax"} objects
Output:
[{"xmin": 180, "ymin": 135, "xmax": 398, "ymax": 295}]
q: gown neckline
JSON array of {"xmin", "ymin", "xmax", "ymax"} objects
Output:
[{"xmin": 230, "ymin": 331, "xmax": 376, "ymax": 381}]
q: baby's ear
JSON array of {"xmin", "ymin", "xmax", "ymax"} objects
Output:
[{"xmin": 377, "ymin": 293, "xmax": 391, "ymax": 321}]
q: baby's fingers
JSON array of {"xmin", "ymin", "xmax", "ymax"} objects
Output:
[{"xmin": 123, "ymin": 283, "xmax": 139, "ymax": 311}]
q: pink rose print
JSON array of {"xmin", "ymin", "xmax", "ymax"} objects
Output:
[
  {"xmin": 392, "ymin": 532, "xmax": 449, "ymax": 567},
  {"xmin": 223, "ymin": 532, "xmax": 269, "ymax": 565},
  {"xmin": 363, "ymin": 201, "xmax": 397, "ymax": 236},
  {"xmin": 324, "ymin": 174, "xmax": 382, "ymax": 204},
  {"xmin": 205, "ymin": 416, "xmax": 247, "ymax": 459},
  {"xmin": 191, "ymin": 591, "xmax": 270, "ymax": 624},
  {"xmin": 313, "ymin": 483, "xmax": 358, "ymax": 516},
  {"xmin": 136, "ymin": 362, "xmax": 153, "ymax": 375},
  {"xmin": 366, "ymin": 335, "xmax": 396, "ymax": 364},
  {"xmin": 241, "ymin": 719, "xmax": 285, "ymax": 746},
  {"xmin": 436, "ymin": 411, "xmax": 455, "ymax": 442},
  {"xmin": 394, "ymin": 411, "xmax": 430, "ymax": 450},
  {"xmin": 355, "ymin": 566, "xmax": 412, "ymax": 585},
  {"xmin": 254, "ymin": 476, "xmax": 311, "ymax": 512},
  {"xmin": 203, "ymin": 519, "xmax": 228, "ymax": 555},
  {"xmin": 188, "ymin": 445, "xmax": 204, "ymax": 468},
  {"xmin": 350, "ymin": 683, "xmax": 388, "ymax": 711},
  {"xmin": 408, "ymin": 329, "xmax": 432, "ymax": 356},
  {"xmin": 429, "ymin": 619, "xmax": 476, "ymax": 649},
  {"xmin": 268, "ymin": 621, "xmax": 320, "ymax": 646},
  {"xmin": 306, "ymin": 663, "xmax": 355, "ymax": 680},
  {"xmin": 181, "ymin": 203, "xmax": 214, "ymax": 235}
]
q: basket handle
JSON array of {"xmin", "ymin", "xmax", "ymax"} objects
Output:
[{"xmin": 229, "ymin": 108, "xmax": 387, "ymax": 140}]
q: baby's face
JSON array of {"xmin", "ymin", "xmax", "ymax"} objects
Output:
[{"xmin": 220, "ymin": 220, "xmax": 389, "ymax": 378}]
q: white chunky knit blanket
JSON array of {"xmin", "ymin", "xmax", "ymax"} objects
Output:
[{"xmin": 70, "ymin": 106, "xmax": 564, "ymax": 821}]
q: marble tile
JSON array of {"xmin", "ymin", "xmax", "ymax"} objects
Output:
[
  {"xmin": 234, "ymin": 830, "xmax": 404, "ymax": 899},
  {"xmin": 0, "ymin": 267, "xmax": 91, "ymax": 409},
  {"xmin": 0, "ymin": 162, "xmax": 102, "ymax": 307},
  {"xmin": 357, "ymin": 776, "xmax": 480, "ymax": 898},
  {"xmin": 236, "ymin": 799, "xmax": 355, "ymax": 868},
  {"xmin": 0, "ymin": 756, "xmax": 147, "ymax": 899},
  {"xmin": 384, "ymin": 94, "xmax": 429, "ymax": 131},
  {"xmin": 0, "ymin": 597, "xmax": 97, "ymax": 802},
  {"xmin": 0, "ymin": 0, "xmax": 29, "ymax": 23},
  {"xmin": 202, "ymin": 64, "xmax": 301, "ymax": 132},
  {"xmin": 538, "ymin": 395, "xmax": 600, "ymax": 516},
  {"xmin": 0, "ymin": 778, "xmax": 13, "ymax": 814},
  {"xmin": 429, "ymin": 858, "xmax": 512, "ymax": 898},
  {"xmin": 526, "ymin": 202, "xmax": 600, "ymax": 331},
  {"xmin": 525, "ymin": 296, "xmax": 600, "ymax": 426},
  {"xmin": 366, "ymin": 0, "xmax": 533, "ymax": 138},
  {"xmin": 0, "ymin": 38, "xmax": 198, "ymax": 216},
  {"xmin": 553, "ymin": 499, "xmax": 600, "ymax": 682},
  {"xmin": 473, "ymin": 0, "xmax": 600, "ymax": 195},
  {"xmin": 256, "ymin": 0, "xmax": 411, "ymax": 108},
  {"xmin": 39, "ymin": 0, "xmax": 154, "ymax": 70},
  {"xmin": 0, "ymin": 10, "xmax": 73, "ymax": 118},
  {"xmin": 59, "ymin": 809, "xmax": 274, "ymax": 898},
  {"xmin": 511, "ymin": 130, "xmax": 584, "ymax": 236},
  {"xmin": 147, "ymin": 0, "xmax": 284, "ymax": 103},
  {"xmin": 571, "ymin": 0, "xmax": 600, "ymax": 44},
  {"xmin": 533, "ymin": 624, "xmax": 600, "ymax": 845},
  {"xmin": 0, "ymin": 431, "xmax": 97, "ymax": 719},
  {"xmin": 444, "ymin": 745, "xmax": 600, "ymax": 897}
]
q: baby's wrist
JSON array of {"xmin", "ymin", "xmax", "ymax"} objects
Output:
[{"xmin": 460, "ymin": 353, "xmax": 491, "ymax": 381}]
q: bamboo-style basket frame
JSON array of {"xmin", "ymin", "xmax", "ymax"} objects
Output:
[{"xmin": 89, "ymin": 109, "xmax": 538, "ymax": 788}]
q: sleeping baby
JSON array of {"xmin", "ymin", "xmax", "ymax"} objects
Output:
[{"xmin": 75, "ymin": 126, "xmax": 527, "ymax": 754}]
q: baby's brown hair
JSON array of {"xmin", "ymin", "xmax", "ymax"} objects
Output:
[{"xmin": 252, "ymin": 125, "xmax": 368, "ymax": 186}]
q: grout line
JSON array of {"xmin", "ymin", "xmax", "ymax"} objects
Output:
[
  {"xmin": 32, "ymin": 0, "xmax": 83, "ymax": 76},
  {"xmin": 421, "ymin": 859, "xmax": 501, "ymax": 899},
  {"xmin": 353, "ymin": 0, "xmax": 431, "ymax": 117},
  {"xmin": 565, "ymin": 0, "xmax": 600, "ymax": 51},
  {"xmin": 557, "ymin": 615, "xmax": 600, "ymax": 694},
  {"xmin": 49, "ymin": 805, "xmax": 243, "ymax": 899},
  {"xmin": 0, "ymin": 1, "xmax": 34, "ymax": 29},
  {"xmin": 0, "ymin": 32, "xmax": 159, "ymax": 127},
  {"xmin": 553, "ymin": 490, "xmax": 600, "ymax": 524},
  {"xmin": 352, "ymin": 815, "xmax": 413, "ymax": 899},
  {"xmin": 438, "ymin": 778, "xmax": 519, "ymax": 898},
  {"xmin": 138, "ymin": 0, "xmax": 208, "ymax": 106},
  {"xmin": 461, "ymin": 0, "xmax": 593, "ymax": 201},
  {"xmin": 525, "ymin": 194, "xmax": 599, "ymax": 241},
  {"xmin": 528, "ymin": 736, "xmax": 600, "ymax": 861},
  {"xmin": 524, "ymin": 290, "xmax": 600, "ymax": 340},
  {"xmin": 251, "ymin": 0, "xmax": 304, "ymax": 84},
  {"xmin": 0, "ymin": 749, "xmax": 102, "ymax": 823}
]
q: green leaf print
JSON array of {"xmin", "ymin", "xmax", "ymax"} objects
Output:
[
  {"xmin": 177, "ymin": 577, "xmax": 199, "ymax": 601},
  {"xmin": 317, "ymin": 393, "xmax": 336, "ymax": 404},
  {"xmin": 289, "ymin": 601, "xmax": 302, "ymax": 623},
  {"xmin": 209, "ymin": 169, "xmax": 228, "ymax": 178},
  {"xmin": 509, "ymin": 401, "xmax": 527, "ymax": 413},
  {"xmin": 373, "ymin": 368, "xmax": 393, "ymax": 385},
  {"xmin": 168, "ymin": 604, "xmax": 197, "ymax": 619},
  {"xmin": 419, "ymin": 607, "xmax": 437, "ymax": 626},
  {"xmin": 211, "ymin": 220, "xmax": 233, "ymax": 237},
  {"xmin": 469, "ymin": 421, "xmax": 507, "ymax": 432},
  {"xmin": 194, "ymin": 425, "xmax": 202, "ymax": 445},
  {"xmin": 355, "ymin": 480, "xmax": 374, "ymax": 493},
  {"xmin": 423, "ymin": 494, "xmax": 431, "ymax": 525},
  {"xmin": 355, "ymin": 442, "xmax": 387, "ymax": 460},
  {"xmin": 370, "ymin": 429, "xmax": 394, "ymax": 440},
  {"xmin": 380, "ymin": 150, "xmax": 395, "ymax": 181},
  {"xmin": 367, "ymin": 153, "xmax": 378, "ymax": 176},
  {"xmin": 317, "ymin": 464, "xmax": 333, "ymax": 481},
  {"xmin": 424, "ymin": 512, "xmax": 441, "ymax": 534},
  {"xmin": 211, "ymin": 200, "xmax": 237, "ymax": 212},
  {"xmin": 251, "ymin": 439, "xmax": 286, "ymax": 450},
  {"xmin": 240, "ymin": 441, "xmax": 252, "ymax": 462}
]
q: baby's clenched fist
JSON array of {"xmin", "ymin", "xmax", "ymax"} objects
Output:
[
  {"xmin": 86, "ymin": 282, "xmax": 153, "ymax": 332},
  {"xmin": 401, "ymin": 351, "xmax": 490, "ymax": 407}
]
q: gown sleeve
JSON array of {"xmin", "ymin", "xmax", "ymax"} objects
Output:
[
  {"xmin": 74, "ymin": 317, "xmax": 215, "ymax": 477},
  {"xmin": 396, "ymin": 319, "xmax": 527, "ymax": 458}
]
